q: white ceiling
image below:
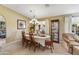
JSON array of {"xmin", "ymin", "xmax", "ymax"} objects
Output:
[{"xmin": 3, "ymin": 4, "xmax": 79, "ymax": 18}]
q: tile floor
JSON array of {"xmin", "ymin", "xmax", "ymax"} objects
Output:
[{"xmin": 0, "ymin": 43, "xmax": 71, "ymax": 55}]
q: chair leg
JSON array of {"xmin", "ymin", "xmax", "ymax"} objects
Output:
[
  {"xmin": 51, "ymin": 43, "xmax": 54, "ymax": 49},
  {"xmin": 52, "ymin": 44, "xmax": 54, "ymax": 49},
  {"xmin": 22, "ymin": 41, "xmax": 25, "ymax": 47},
  {"xmin": 50, "ymin": 44, "xmax": 54, "ymax": 53},
  {"xmin": 34, "ymin": 47, "xmax": 36, "ymax": 52},
  {"xmin": 33, "ymin": 44, "xmax": 40, "ymax": 52},
  {"xmin": 28, "ymin": 42, "xmax": 32, "ymax": 50},
  {"xmin": 50, "ymin": 46, "xmax": 53, "ymax": 53},
  {"xmin": 68, "ymin": 45, "xmax": 73, "ymax": 54},
  {"xmin": 25, "ymin": 43, "xmax": 28, "ymax": 48}
]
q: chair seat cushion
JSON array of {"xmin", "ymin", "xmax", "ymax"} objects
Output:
[{"xmin": 45, "ymin": 40, "xmax": 53, "ymax": 45}]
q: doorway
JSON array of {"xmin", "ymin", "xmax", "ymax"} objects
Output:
[{"xmin": 51, "ymin": 20, "xmax": 59, "ymax": 43}]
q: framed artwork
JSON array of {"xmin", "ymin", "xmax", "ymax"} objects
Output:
[{"xmin": 17, "ymin": 19, "xmax": 26, "ymax": 29}]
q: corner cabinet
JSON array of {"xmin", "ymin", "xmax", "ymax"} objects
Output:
[{"xmin": 51, "ymin": 20, "xmax": 59, "ymax": 43}]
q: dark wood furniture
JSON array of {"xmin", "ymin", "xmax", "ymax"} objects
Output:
[
  {"xmin": 51, "ymin": 20, "xmax": 59, "ymax": 43},
  {"xmin": 22, "ymin": 31, "xmax": 53, "ymax": 52},
  {"xmin": 22, "ymin": 31, "xmax": 31, "ymax": 47},
  {"xmin": 29, "ymin": 32, "xmax": 40, "ymax": 52}
]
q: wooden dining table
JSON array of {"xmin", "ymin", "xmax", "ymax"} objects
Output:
[{"xmin": 26, "ymin": 34, "xmax": 50, "ymax": 47}]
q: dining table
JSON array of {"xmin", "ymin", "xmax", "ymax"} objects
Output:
[{"xmin": 26, "ymin": 34, "xmax": 50, "ymax": 47}]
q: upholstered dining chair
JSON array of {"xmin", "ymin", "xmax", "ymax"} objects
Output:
[{"xmin": 45, "ymin": 39, "xmax": 54, "ymax": 53}]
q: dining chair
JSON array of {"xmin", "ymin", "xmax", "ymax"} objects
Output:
[
  {"xmin": 22, "ymin": 31, "xmax": 31, "ymax": 47},
  {"xmin": 45, "ymin": 39, "xmax": 54, "ymax": 53},
  {"xmin": 29, "ymin": 32, "xmax": 40, "ymax": 52}
]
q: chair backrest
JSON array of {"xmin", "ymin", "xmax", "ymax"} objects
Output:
[
  {"xmin": 29, "ymin": 32, "xmax": 35, "ymax": 41},
  {"xmin": 22, "ymin": 31, "xmax": 26, "ymax": 40}
]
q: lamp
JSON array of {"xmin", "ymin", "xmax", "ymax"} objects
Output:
[{"xmin": 29, "ymin": 18, "xmax": 39, "ymax": 33}]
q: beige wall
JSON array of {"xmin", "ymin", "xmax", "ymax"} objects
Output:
[
  {"xmin": 0, "ymin": 5, "xmax": 65, "ymax": 43},
  {"xmin": 39, "ymin": 16, "xmax": 65, "ymax": 42},
  {"xmin": 0, "ymin": 5, "xmax": 29, "ymax": 43}
]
